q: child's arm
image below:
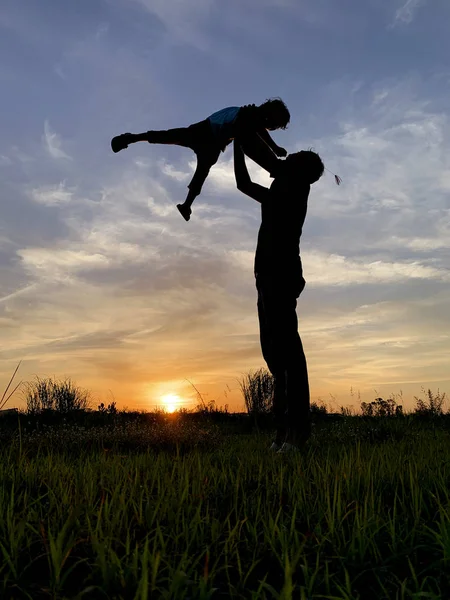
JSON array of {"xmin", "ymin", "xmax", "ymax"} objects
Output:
[
  {"xmin": 257, "ymin": 129, "xmax": 288, "ymax": 157},
  {"xmin": 235, "ymin": 105, "xmax": 287, "ymax": 157},
  {"xmin": 233, "ymin": 141, "xmax": 270, "ymax": 204}
]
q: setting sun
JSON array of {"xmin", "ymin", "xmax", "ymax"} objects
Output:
[{"xmin": 160, "ymin": 393, "xmax": 182, "ymax": 413}]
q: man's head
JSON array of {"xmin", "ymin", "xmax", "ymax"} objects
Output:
[
  {"xmin": 281, "ymin": 149, "xmax": 325, "ymax": 185},
  {"xmin": 259, "ymin": 98, "xmax": 290, "ymax": 131}
]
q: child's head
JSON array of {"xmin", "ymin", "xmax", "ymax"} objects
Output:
[
  {"xmin": 259, "ymin": 98, "xmax": 290, "ymax": 131},
  {"xmin": 282, "ymin": 149, "xmax": 325, "ymax": 185}
]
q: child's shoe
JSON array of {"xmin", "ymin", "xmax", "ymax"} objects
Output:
[
  {"xmin": 111, "ymin": 133, "xmax": 134, "ymax": 153},
  {"xmin": 177, "ymin": 204, "xmax": 192, "ymax": 222}
]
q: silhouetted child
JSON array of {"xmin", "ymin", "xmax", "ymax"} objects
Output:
[{"xmin": 111, "ymin": 98, "xmax": 290, "ymax": 221}]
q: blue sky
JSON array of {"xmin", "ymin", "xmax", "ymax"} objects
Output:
[{"xmin": 1, "ymin": 0, "xmax": 450, "ymax": 412}]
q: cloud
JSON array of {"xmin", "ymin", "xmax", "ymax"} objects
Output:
[
  {"xmin": 391, "ymin": 0, "xmax": 424, "ymax": 26},
  {"xmin": 229, "ymin": 248, "xmax": 450, "ymax": 286},
  {"xmin": 129, "ymin": 0, "xmax": 213, "ymax": 47},
  {"xmin": 29, "ymin": 182, "xmax": 74, "ymax": 206},
  {"xmin": 206, "ymin": 156, "xmax": 272, "ymax": 193},
  {"xmin": 0, "ymin": 284, "xmax": 37, "ymax": 305},
  {"xmin": 42, "ymin": 120, "xmax": 72, "ymax": 160},
  {"xmin": 386, "ymin": 235, "xmax": 450, "ymax": 252},
  {"xmin": 159, "ymin": 161, "xmax": 190, "ymax": 183},
  {"xmin": 305, "ymin": 80, "xmax": 450, "ymax": 267},
  {"xmin": 17, "ymin": 248, "xmax": 110, "ymax": 279},
  {"xmin": 304, "ymin": 251, "xmax": 450, "ymax": 286}
]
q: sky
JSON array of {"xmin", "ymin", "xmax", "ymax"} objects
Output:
[{"xmin": 1, "ymin": 0, "xmax": 450, "ymax": 414}]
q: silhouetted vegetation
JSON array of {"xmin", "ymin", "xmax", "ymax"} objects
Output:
[
  {"xmin": 239, "ymin": 368, "xmax": 274, "ymax": 414},
  {"xmin": 1, "ymin": 365, "xmax": 450, "ymax": 598},
  {"xmin": 23, "ymin": 375, "xmax": 91, "ymax": 414}
]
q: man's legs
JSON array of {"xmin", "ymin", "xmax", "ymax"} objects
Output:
[
  {"xmin": 285, "ymin": 332, "xmax": 311, "ymax": 448},
  {"xmin": 257, "ymin": 278, "xmax": 311, "ymax": 449},
  {"xmin": 272, "ymin": 372, "xmax": 288, "ymax": 446},
  {"xmin": 257, "ymin": 288, "xmax": 288, "ymax": 446}
]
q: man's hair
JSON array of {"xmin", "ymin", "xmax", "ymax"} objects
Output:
[
  {"xmin": 285, "ymin": 148, "xmax": 325, "ymax": 184},
  {"xmin": 261, "ymin": 97, "xmax": 290, "ymax": 129}
]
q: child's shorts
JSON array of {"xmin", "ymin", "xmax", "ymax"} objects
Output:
[{"xmin": 184, "ymin": 120, "xmax": 221, "ymax": 195}]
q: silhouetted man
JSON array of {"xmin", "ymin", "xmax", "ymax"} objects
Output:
[{"xmin": 233, "ymin": 140, "xmax": 325, "ymax": 453}]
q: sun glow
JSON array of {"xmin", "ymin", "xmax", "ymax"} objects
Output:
[{"xmin": 160, "ymin": 393, "xmax": 182, "ymax": 413}]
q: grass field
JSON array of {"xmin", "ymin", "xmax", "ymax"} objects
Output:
[{"xmin": 1, "ymin": 410, "xmax": 450, "ymax": 599}]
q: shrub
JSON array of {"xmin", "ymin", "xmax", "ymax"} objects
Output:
[
  {"xmin": 239, "ymin": 369, "xmax": 274, "ymax": 415},
  {"xmin": 413, "ymin": 388, "xmax": 446, "ymax": 417},
  {"xmin": 98, "ymin": 402, "xmax": 118, "ymax": 415},
  {"xmin": 311, "ymin": 401, "xmax": 328, "ymax": 415},
  {"xmin": 361, "ymin": 397, "xmax": 399, "ymax": 417},
  {"xmin": 23, "ymin": 376, "xmax": 91, "ymax": 414}
]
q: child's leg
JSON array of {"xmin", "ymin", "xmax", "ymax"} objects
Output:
[
  {"xmin": 237, "ymin": 131, "xmax": 280, "ymax": 177},
  {"xmin": 146, "ymin": 128, "xmax": 193, "ymax": 147},
  {"xmin": 112, "ymin": 122, "xmax": 220, "ymax": 222},
  {"xmin": 111, "ymin": 128, "xmax": 193, "ymax": 153},
  {"xmin": 177, "ymin": 147, "xmax": 220, "ymax": 221},
  {"xmin": 176, "ymin": 189, "xmax": 197, "ymax": 222}
]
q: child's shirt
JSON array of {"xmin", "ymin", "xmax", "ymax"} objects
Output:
[{"xmin": 207, "ymin": 105, "xmax": 261, "ymax": 151}]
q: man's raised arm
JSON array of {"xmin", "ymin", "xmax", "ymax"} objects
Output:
[{"xmin": 233, "ymin": 141, "xmax": 270, "ymax": 204}]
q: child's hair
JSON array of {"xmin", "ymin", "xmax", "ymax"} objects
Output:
[
  {"xmin": 261, "ymin": 97, "xmax": 290, "ymax": 129},
  {"xmin": 284, "ymin": 148, "xmax": 325, "ymax": 184}
]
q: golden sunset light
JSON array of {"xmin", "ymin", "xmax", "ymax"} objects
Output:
[
  {"xmin": 2, "ymin": 0, "xmax": 450, "ymax": 420},
  {"xmin": 160, "ymin": 393, "xmax": 183, "ymax": 413}
]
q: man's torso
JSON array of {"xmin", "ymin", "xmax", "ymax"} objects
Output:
[{"xmin": 255, "ymin": 178, "xmax": 310, "ymax": 289}]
